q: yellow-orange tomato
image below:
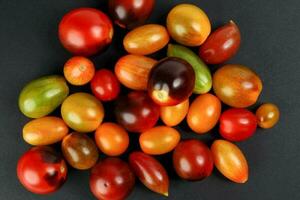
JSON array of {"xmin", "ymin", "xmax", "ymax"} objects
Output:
[
  {"xmin": 123, "ymin": 24, "xmax": 169, "ymax": 55},
  {"xmin": 160, "ymin": 99, "xmax": 189, "ymax": 126},
  {"xmin": 187, "ymin": 94, "xmax": 221, "ymax": 134},
  {"xmin": 139, "ymin": 126, "xmax": 180, "ymax": 155},
  {"xmin": 115, "ymin": 55, "xmax": 157, "ymax": 90},
  {"xmin": 95, "ymin": 123, "xmax": 129, "ymax": 156},
  {"xmin": 211, "ymin": 140, "xmax": 248, "ymax": 183},
  {"xmin": 23, "ymin": 116, "xmax": 69, "ymax": 146},
  {"xmin": 256, "ymin": 103, "xmax": 280, "ymax": 129},
  {"xmin": 61, "ymin": 93, "xmax": 104, "ymax": 132},
  {"xmin": 167, "ymin": 4, "xmax": 211, "ymax": 46},
  {"xmin": 63, "ymin": 56, "xmax": 95, "ymax": 85}
]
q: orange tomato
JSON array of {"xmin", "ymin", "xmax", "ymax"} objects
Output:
[
  {"xmin": 187, "ymin": 94, "xmax": 221, "ymax": 134},
  {"xmin": 160, "ymin": 99, "xmax": 189, "ymax": 126},
  {"xmin": 95, "ymin": 123, "xmax": 129, "ymax": 156},
  {"xmin": 23, "ymin": 116, "xmax": 69, "ymax": 145},
  {"xmin": 139, "ymin": 126, "xmax": 180, "ymax": 155},
  {"xmin": 256, "ymin": 103, "xmax": 280, "ymax": 129},
  {"xmin": 63, "ymin": 56, "xmax": 95, "ymax": 85},
  {"xmin": 211, "ymin": 140, "xmax": 248, "ymax": 183}
]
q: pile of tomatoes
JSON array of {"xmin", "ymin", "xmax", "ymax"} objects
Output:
[{"xmin": 16, "ymin": 1, "xmax": 280, "ymax": 199}]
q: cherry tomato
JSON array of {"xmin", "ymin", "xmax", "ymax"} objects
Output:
[
  {"xmin": 187, "ymin": 94, "xmax": 221, "ymax": 134},
  {"xmin": 160, "ymin": 99, "xmax": 189, "ymax": 126},
  {"xmin": 129, "ymin": 151, "xmax": 169, "ymax": 196},
  {"xmin": 61, "ymin": 133, "xmax": 99, "ymax": 170},
  {"xmin": 256, "ymin": 103, "xmax": 280, "ymax": 129},
  {"xmin": 219, "ymin": 108, "xmax": 257, "ymax": 142},
  {"xmin": 109, "ymin": 0, "xmax": 155, "ymax": 29},
  {"xmin": 91, "ymin": 69, "xmax": 120, "ymax": 101},
  {"xmin": 95, "ymin": 123, "xmax": 129, "ymax": 156},
  {"xmin": 115, "ymin": 91, "xmax": 159, "ymax": 133},
  {"xmin": 139, "ymin": 126, "xmax": 180, "ymax": 155},
  {"xmin": 199, "ymin": 21, "xmax": 241, "ymax": 64},
  {"xmin": 213, "ymin": 64, "xmax": 263, "ymax": 108},
  {"xmin": 63, "ymin": 56, "xmax": 95, "ymax": 85},
  {"xmin": 173, "ymin": 140, "xmax": 214, "ymax": 180},
  {"xmin": 59, "ymin": 8, "xmax": 113, "ymax": 56},
  {"xmin": 211, "ymin": 140, "xmax": 248, "ymax": 183},
  {"xmin": 167, "ymin": 4, "xmax": 211, "ymax": 46},
  {"xmin": 89, "ymin": 158, "xmax": 135, "ymax": 200},
  {"xmin": 17, "ymin": 146, "xmax": 67, "ymax": 194},
  {"xmin": 61, "ymin": 93, "xmax": 104, "ymax": 132}
]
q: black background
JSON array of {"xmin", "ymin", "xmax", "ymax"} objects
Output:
[{"xmin": 1, "ymin": 0, "xmax": 300, "ymax": 200}]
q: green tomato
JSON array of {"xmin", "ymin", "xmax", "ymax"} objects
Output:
[
  {"xmin": 19, "ymin": 75, "xmax": 69, "ymax": 118},
  {"xmin": 167, "ymin": 44, "xmax": 212, "ymax": 94}
]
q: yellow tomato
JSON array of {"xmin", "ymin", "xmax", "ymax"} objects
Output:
[{"xmin": 160, "ymin": 99, "xmax": 189, "ymax": 126}]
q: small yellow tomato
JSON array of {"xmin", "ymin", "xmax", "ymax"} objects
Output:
[
  {"xmin": 160, "ymin": 99, "xmax": 189, "ymax": 126},
  {"xmin": 256, "ymin": 103, "xmax": 280, "ymax": 129}
]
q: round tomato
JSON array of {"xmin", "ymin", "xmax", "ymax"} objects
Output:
[
  {"xmin": 256, "ymin": 103, "xmax": 280, "ymax": 129},
  {"xmin": 91, "ymin": 69, "xmax": 120, "ymax": 101},
  {"xmin": 160, "ymin": 99, "xmax": 189, "ymax": 126}
]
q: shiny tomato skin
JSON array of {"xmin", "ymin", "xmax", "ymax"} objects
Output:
[
  {"xmin": 91, "ymin": 69, "xmax": 120, "ymax": 101},
  {"xmin": 59, "ymin": 8, "xmax": 113, "ymax": 56},
  {"xmin": 219, "ymin": 108, "xmax": 257, "ymax": 142},
  {"xmin": 89, "ymin": 158, "xmax": 135, "ymax": 200},
  {"xmin": 173, "ymin": 140, "xmax": 214, "ymax": 181},
  {"xmin": 17, "ymin": 146, "xmax": 67, "ymax": 194},
  {"xmin": 256, "ymin": 103, "xmax": 280, "ymax": 129},
  {"xmin": 160, "ymin": 99, "xmax": 189, "ymax": 127}
]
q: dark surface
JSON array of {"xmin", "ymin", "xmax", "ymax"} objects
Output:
[{"xmin": 0, "ymin": 0, "xmax": 300, "ymax": 199}]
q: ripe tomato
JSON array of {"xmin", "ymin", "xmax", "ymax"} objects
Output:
[
  {"xmin": 219, "ymin": 108, "xmax": 257, "ymax": 142},
  {"xmin": 160, "ymin": 99, "xmax": 189, "ymax": 126},
  {"xmin": 17, "ymin": 146, "xmax": 67, "ymax": 194},
  {"xmin": 256, "ymin": 103, "xmax": 280, "ymax": 129},
  {"xmin": 59, "ymin": 8, "xmax": 113, "ymax": 56},
  {"xmin": 95, "ymin": 123, "xmax": 129, "ymax": 156},
  {"xmin": 91, "ymin": 69, "xmax": 120, "ymax": 101},
  {"xmin": 64, "ymin": 56, "xmax": 95, "ymax": 85}
]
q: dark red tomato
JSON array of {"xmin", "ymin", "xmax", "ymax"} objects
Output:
[
  {"xmin": 173, "ymin": 139, "xmax": 213, "ymax": 181},
  {"xmin": 59, "ymin": 8, "xmax": 113, "ymax": 56},
  {"xmin": 89, "ymin": 158, "xmax": 135, "ymax": 200},
  {"xmin": 91, "ymin": 69, "xmax": 120, "ymax": 101},
  {"xmin": 129, "ymin": 151, "xmax": 169, "ymax": 196},
  {"xmin": 115, "ymin": 91, "xmax": 160, "ymax": 133},
  {"xmin": 17, "ymin": 146, "xmax": 67, "ymax": 194},
  {"xmin": 109, "ymin": 0, "xmax": 155, "ymax": 29},
  {"xmin": 219, "ymin": 108, "xmax": 257, "ymax": 142},
  {"xmin": 199, "ymin": 21, "xmax": 241, "ymax": 64}
]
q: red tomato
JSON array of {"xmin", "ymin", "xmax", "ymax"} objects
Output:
[
  {"xmin": 219, "ymin": 108, "xmax": 257, "ymax": 141},
  {"xmin": 17, "ymin": 146, "xmax": 67, "ymax": 194},
  {"xmin": 59, "ymin": 8, "xmax": 113, "ymax": 56},
  {"xmin": 91, "ymin": 69, "xmax": 120, "ymax": 101}
]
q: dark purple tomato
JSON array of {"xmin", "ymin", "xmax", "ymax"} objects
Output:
[
  {"xmin": 109, "ymin": 0, "xmax": 155, "ymax": 29},
  {"xmin": 148, "ymin": 57, "xmax": 195, "ymax": 106},
  {"xmin": 173, "ymin": 139, "xmax": 214, "ymax": 181},
  {"xmin": 89, "ymin": 158, "xmax": 135, "ymax": 200},
  {"xmin": 17, "ymin": 146, "xmax": 67, "ymax": 194},
  {"xmin": 115, "ymin": 91, "xmax": 160, "ymax": 133}
]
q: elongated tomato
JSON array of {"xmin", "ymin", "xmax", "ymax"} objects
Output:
[{"xmin": 160, "ymin": 99, "xmax": 189, "ymax": 126}]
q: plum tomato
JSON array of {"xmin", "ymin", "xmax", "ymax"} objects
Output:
[
  {"xmin": 148, "ymin": 57, "xmax": 195, "ymax": 106},
  {"xmin": 115, "ymin": 91, "xmax": 159, "ymax": 133},
  {"xmin": 109, "ymin": 0, "xmax": 155, "ymax": 29},
  {"xmin": 89, "ymin": 158, "xmax": 135, "ymax": 200},
  {"xmin": 211, "ymin": 140, "xmax": 248, "ymax": 183},
  {"xmin": 167, "ymin": 4, "xmax": 211, "ymax": 46},
  {"xmin": 63, "ymin": 56, "xmax": 95, "ymax": 86},
  {"xmin": 59, "ymin": 8, "xmax": 113, "ymax": 56},
  {"xmin": 95, "ymin": 123, "xmax": 129, "ymax": 156},
  {"xmin": 173, "ymin": 140, "xmax": 214, "ymax": 181},
  {"xmin": 91, "ymin": 69, "xmax": 120, "ymax": 101},
  {"xmin": 213, "ymin": 64, "xmax": 263, "ymax": 108},
  {"xmin": 199, "ymin": 21, "xmax": 241, "ymax": 64},
  {"xmin": 123, "ymin": 24, "xmax": 169, "ymax": 55},
  {"xmin": 139, "ymin": 126, "xmax": 180, "ymax": 155},
  {"xmin": 219, "ymin": 108, "xmax": 257, "ymax": 142},
  {"xmin": 256, "ymin": 103, "xmax": 280, "ymax": 129},
  {"xmin": 61, "ymin": 93, "xmax": 104, "ymax": 132},
  {"xmin": 129, "ymin": 151, "xmax": 169, "ymax": 196},
  {"xmin": 115, "ymin": 55, "xmax": 157, "ymax": 90},
  {"xmin": 160, "ymin": 99, "xmax": 189, "ymax": 127},
  {"xmin": 61, "ymin": 133, "xmax": 99, "ymax": 170},
  {"xmin": 17, "ymin": 146, "xmax": 67, "ymax": 194},
  {"xmin": 187, "ymin": 94, "xmax": 221, "ymax": 134}
]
